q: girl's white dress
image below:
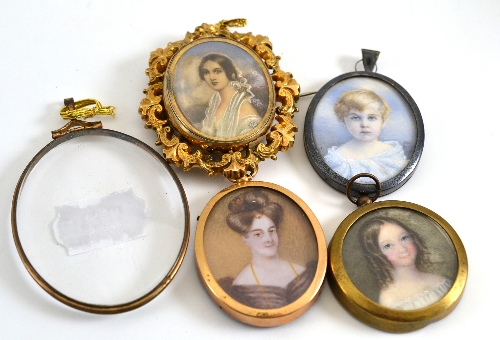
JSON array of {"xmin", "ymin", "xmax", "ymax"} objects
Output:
[
  {"xmin": 323, "ymin": 141, "xmax": 409, "ymax": 182},
  {"xmin": 385, "ymin": 278, "xmax": 452, "ymax": 310}
]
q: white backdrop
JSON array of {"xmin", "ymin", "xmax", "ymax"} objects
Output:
[{"xmin": 0, "ymin": 1, "xmax": 494, "ymax": 338}]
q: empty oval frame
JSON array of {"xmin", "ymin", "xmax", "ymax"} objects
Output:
[{"xmin": 11, "ymin": 129, "xmax": 189, "ymax": 313}]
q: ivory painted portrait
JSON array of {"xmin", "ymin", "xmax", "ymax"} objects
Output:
[
  {"xmin": 169, "ymin": 40, "xmax": 273, "ymax": 139},
  {"xmin": 311, "ymin": 77, "xmax": 418, "ymax": 183},
  {"xmin": 203, "ymin": 188, "xmax": 319, "ymax": 309},
  {"xmin": 342, "ymin": 207, "xmax": 457, "ymax": 310}
]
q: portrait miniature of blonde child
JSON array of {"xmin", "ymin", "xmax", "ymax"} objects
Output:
[{"xmin": 323, "ymin": 89, "xmax": 408, "ymax": 182}]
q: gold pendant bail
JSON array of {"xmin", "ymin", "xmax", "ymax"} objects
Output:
[
  {"xmin": 60, "ymin": 98, "xmax": 115, "ymax": 120},
  {"xmin": 215, "ymin": 18, "xmax": 247, "ymax": 30}
]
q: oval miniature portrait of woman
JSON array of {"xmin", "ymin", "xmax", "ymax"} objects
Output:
[
  {"xmin": 195, "ymin": 184, "xmax": 326, "ymax": 325},
  {"xmin": 165, "ymin": 38, "xmax": 275, "ymax": 144},
  {"xmin": 342, "ymin": 207, "xmax": 458, "ymax": 311},
  {"xmin": 304, "ymin": 73, "xmax": 424, "ymax": 196}
]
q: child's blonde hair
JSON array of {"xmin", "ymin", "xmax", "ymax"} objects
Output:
[{"xmin": 334, "ymin": 89, "xmax": 391, "ymax": 122}]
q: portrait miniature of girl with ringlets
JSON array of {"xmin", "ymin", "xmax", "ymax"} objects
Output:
[{"xmin": 359, "ymin": 217, "xmax": 452, "ymax": 310}]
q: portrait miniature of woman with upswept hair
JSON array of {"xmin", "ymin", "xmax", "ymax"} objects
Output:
[{"xmin": 216, "ymin": 189, "xmax": 316, "ymax": 309}]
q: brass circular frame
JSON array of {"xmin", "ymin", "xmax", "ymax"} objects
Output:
[
  {"xmin": 195, "ymin": 181, "xmax": 327, "ymax": 327},
  {"xmin": 11, "ymin": 128, "xmax": 190, "ymax": 314},
  {"xmin": 328, "ymin": 200, "xmax": 467, "ymax": 332},
  {"xmin": 139, "ymin": 20, "xmax": 300, "ymax": 182}
]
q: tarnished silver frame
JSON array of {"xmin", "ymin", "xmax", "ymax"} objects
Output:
[{"xmin": 304, "ymin": 71, "xmax": 424, "ymax": 197}]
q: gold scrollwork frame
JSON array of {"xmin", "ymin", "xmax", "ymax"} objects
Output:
[{"xmin": 138, "ymin": 19, "xmax": 300, "ymax": 182}]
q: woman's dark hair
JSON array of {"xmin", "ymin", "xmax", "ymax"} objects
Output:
[
  {"xmin": 198, "ymin": 54, "xmax": 237, "ymax": 82},
  {"xmin": 226, "ymin": 189, "xmax": 283, "ymax": 235},
  {"xmin": 359, "ymin": 217, "xmax": 430, "ymax": 289}
]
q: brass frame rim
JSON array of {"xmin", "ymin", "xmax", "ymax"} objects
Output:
[
  {"xmin": 11, "ymin": 129, "xmax": 190, "ymax": 314},
  {"xmin": 195, "ymin": 181, "xmax": 327, "ymax": 327},
  {"xmin": 139, "ymin": 20, "xmax": 300, "ymax": 182},
  {"xmin": 328, "ymin": 200, "xmax": 468, "ymax": 332}
]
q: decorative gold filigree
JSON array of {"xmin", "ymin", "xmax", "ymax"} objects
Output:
[
  {"xmin": 138, "ymin": 19, "xmax": 299, "ymax": 182},
  {"xmin": 60, "ymin": 98, "xmax": 115, "ymax": 120}
]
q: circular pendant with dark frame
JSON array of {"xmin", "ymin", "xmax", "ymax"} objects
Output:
[{"xmin": 304, "ymin": 50, "xmax": 424, "ymax": 196}]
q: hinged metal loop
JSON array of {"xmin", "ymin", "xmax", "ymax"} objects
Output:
[
  {"xmin": 346, "ymin": 173, "xmax": 381, "ymax": 206},
  {"xmin": 52, "ymin": 98, "xmax": 112, "ymax": 138}
]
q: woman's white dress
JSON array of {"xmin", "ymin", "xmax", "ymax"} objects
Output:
[{"xmin": 200, "ymin": 91, "xmax": 261, "ymax": 138}]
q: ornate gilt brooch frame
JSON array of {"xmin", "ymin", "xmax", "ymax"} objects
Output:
[{"xmin": 139, "ymin": 19, "xmax": 300, "ymax": 182}]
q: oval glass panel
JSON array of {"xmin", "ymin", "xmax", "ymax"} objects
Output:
[{"xmin": 12, "ymin": 129, "xmax": 189, "ymax": 313}]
